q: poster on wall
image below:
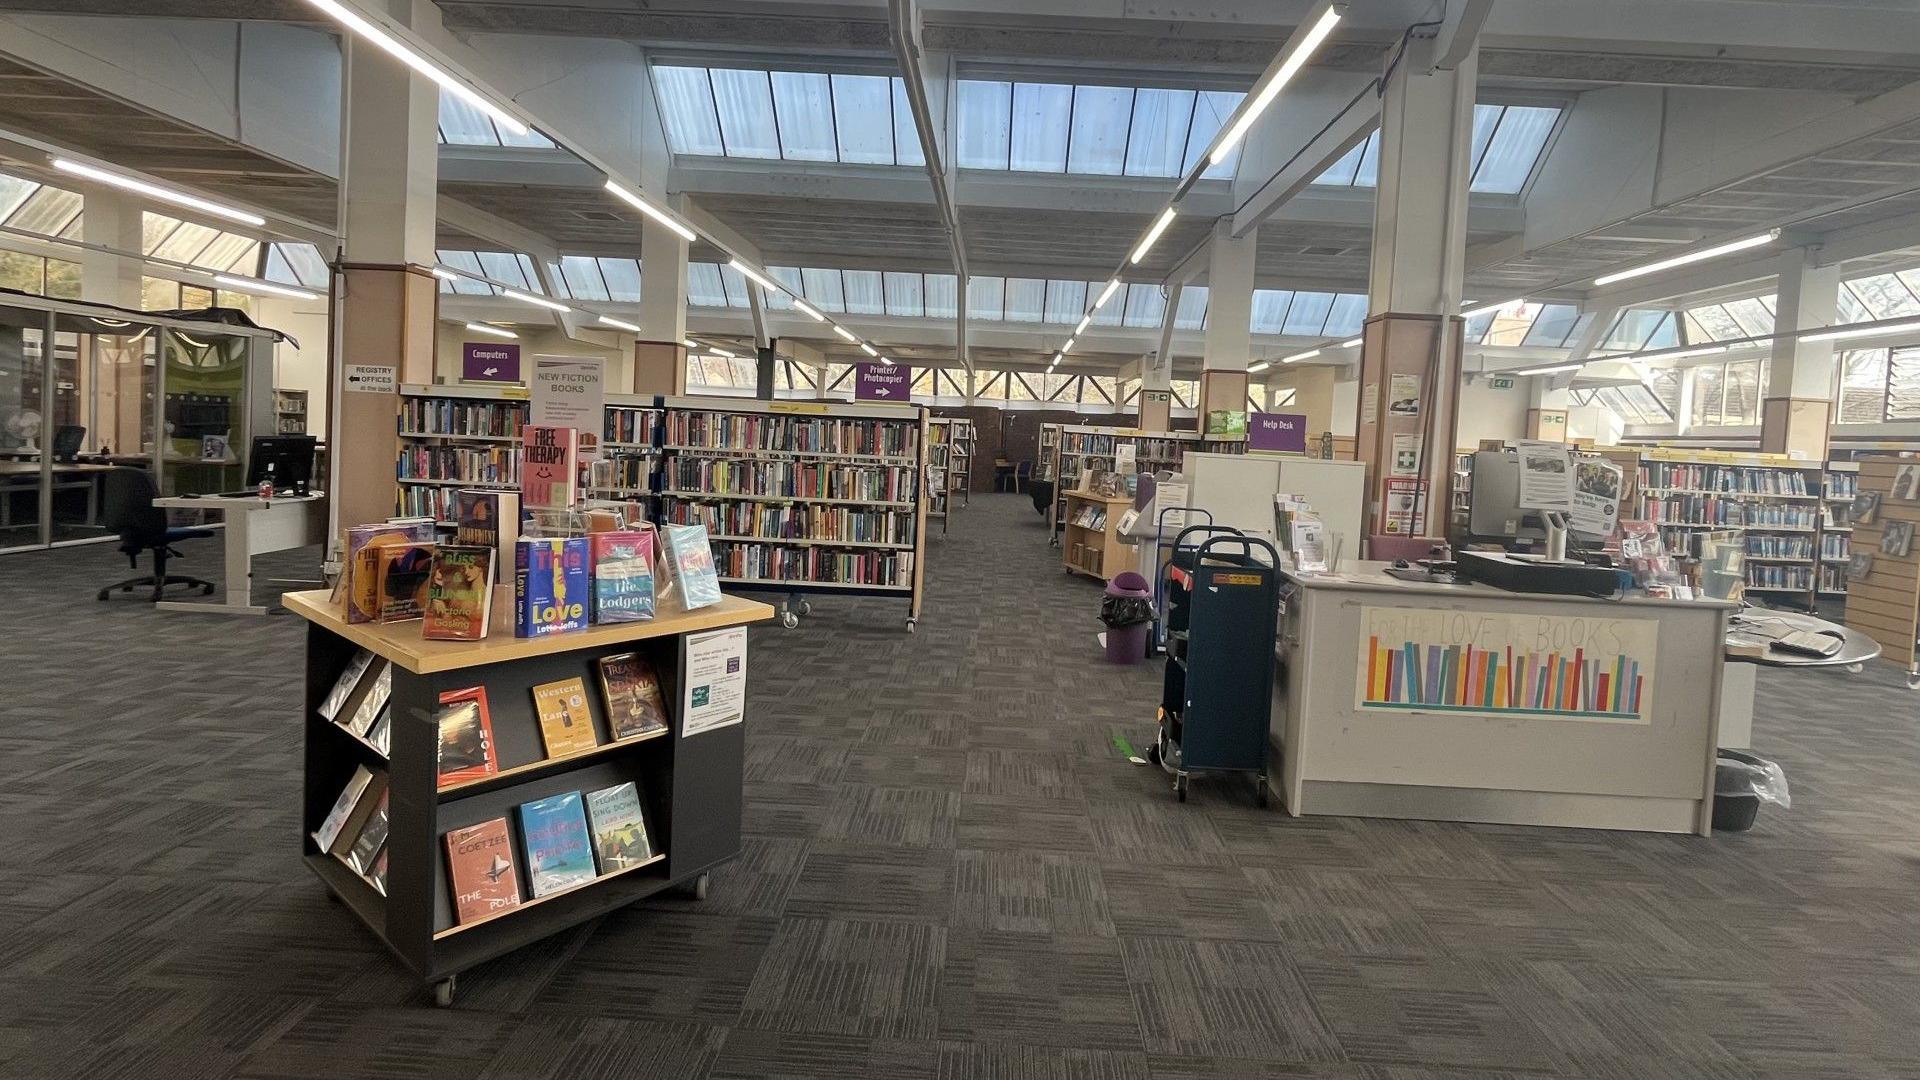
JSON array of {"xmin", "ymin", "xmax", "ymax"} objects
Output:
[
  {"xmin": 462, "ymin": 342, "xmax": 522, "ymax": 383},
  {"xmin": 1361, "ymin": 383, "xmax": 1378, "ymax": 426},
  {"xmin": 1390, "ymin": 433, "xmax": 1423, "ymax": 477},
  {"xmin": 1381, "ymin": 477, "xmax": 1427, "ymax": 535},
  {"xmin": 1570, "ymin": 457, "xmax": 1624, "ymax": 538},
  {"xmin": 1517, "ymin": 440, "xmax": 1574, "ymax": 511},
  {"xmin": 1355, "ymin": 605, "xmax": 1658, "ymax": 724},
  {"xmin": 1388, "ymin": 373, "xmax": 1421, "ymax": 416},
  {"xmin": 531, "ymin": 355, "xmax": 605, "ymax": 463}
]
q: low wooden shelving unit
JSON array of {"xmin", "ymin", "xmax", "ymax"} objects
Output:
[{"xmin": 1062, "ymin": 489, "xmax": 1135, "ymax": 581}]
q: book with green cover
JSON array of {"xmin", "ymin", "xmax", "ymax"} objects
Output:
[{"xmin": 584, "ymin": 781, "xmax": 654, "ymax": 871}]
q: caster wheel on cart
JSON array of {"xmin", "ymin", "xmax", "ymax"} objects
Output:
[
  {"xmin": 432, "ymin": 977, "xmax": 456, "ymax": 1008},
  {"xmin": 1146, "ymin": 743, "xmax": 1160, "ymax": 766},
  {"xmin": 1908, "ymin": 672, "xmax": 1920, "ymax": 691},
  {"xmin": 905, "ymin": 618, "xmax": 917, "ymax": 634},
  {"xmin": 1175, "ymin": 775, "xmax": 1189, "ymax": 803},
  {"xmin": 781, "ymin": 611, "xmax": 800, "ymax": 630},
  {"xmin": 202, "ymin": 584, "xmax": 214, "ymax": 596},
  {"xmin": 1848, "ymin": 663, "xmax": 1864, "ymax": 675},
  {"xmin": 679, "ymin": 872, "xmax": 710, "ymax": 901},
  {"xmin": 799, "ymin": 600, "xmax": 813, "ymax": 615}
]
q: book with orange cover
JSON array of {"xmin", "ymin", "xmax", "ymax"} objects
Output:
[
  {"xmin": 532, "ymin": 677, "xmax": 599, "ymax": 757},
  {"xmin": 444, "ymin": 817, "xmax": 521, "ymax": 924},
  {"xmin": 423, "ymin": 546, "xmax": 494, "ymax": 640},
  {"xmin": 434, "ymin": 686, "xmax": 499, "ymax": 789}
]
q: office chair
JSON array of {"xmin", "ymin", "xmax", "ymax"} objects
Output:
[
  {"xmin": 51, "ymin": 425, "xmax": 84, "ymax": 463},
  {"xmin": 1014, "ymin": 460, "xmax": 1033, "ymax": 493},
  {"xmin": 96, "ymin": 467, "xmax": 216, "ymax": 603}
]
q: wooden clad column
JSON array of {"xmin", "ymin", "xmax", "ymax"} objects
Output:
[{"xmin": 334, "ymin": 264, "xmax": 437, "ymax": 529}]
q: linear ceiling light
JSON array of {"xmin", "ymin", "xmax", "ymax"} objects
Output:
[
  {"xmin": 465, "ymin": 322, "xmax": 517, "ymax": 339},
  {"xmin": 708, "ymin": 346, "xmax": 735, "ymax": 358},
  {"xmin": 1094, "ymin": 279, "xmax": 1122, "ymax": 309},
  {"xmin": 1461, "ymin": 298, "xmax": 1523, "ymax": 319},
  {"xmin": 1592, "ymin": 230, "xmax": 1779, "ymax": 287},
  {"xmin": 603, "ymin": 179, "xmax": 697, "ymax": 242},
  {"xmin": 860, "ymin": 343, "xmax": 879, "ymax": 357},
  {"xmin": 430, "ymin": 266, "xmax": 462, "ymax": 282},
  {"xmin": 1129, "ymin": 208, "xmax": 1178, "ymax": 265},
  {"xmin": 1074, "ymin": 314, "xmax": 1092, "ymax": 336},
  {"xmin": 1342, "ymin": 337, "xmax": 1362, "ymax": 348},
  {"xmin": 833, "ymin": 325, "xmax": 858, "ymax": 342},
  {"xmin": 1050, "ymin": 352, "xmax": 1062, "ymax": 368},
  {"xmin": 501, "ymin": 287, "xmax": 570, "ymax": 313},
  {"xmin": 1248, "ymin": 360, "xmax": 1272, "ymax": 373},
  {"xmin": 728, "ymin": 259, "xmax": 783, "ymax": 294},
  {"xmin": 1281, "ymin": 348, "xmax": 1320, "ymax": 364},
  {"xmin": 1062, "ymin": 337, "xmax": 1076, "ymax": 353},
  {"xmin": 1802, "ymin": 317, "xmax": 1920, "ymax": 343},
  {"xmin": 1647, "ymin": 344, "xmax": 1726, "ymax": 361},
  {"xmin": 1209, "ymin": 4, "xmax": 1344, "ymax": 165},
  {"xmin": 1511, "ymin": 362, "xmax": 1586, "ymax": 376},
  {"xmin": 683, "ymin": 338, "xmax": 701, "ymax": 349},
  {"xmin": 210, "ymin": 274, "xmax": 320, "ymax": 301},
  {"xmin": 53, "ymin": 158, "xmax": 267, "ymax": 227},
  {"xmin": 596, "ymin": 315, "xmax": 641, "ymax": 333},
  {"xmin": 795, "ymin": 300, "xmax": 826, "ymax": 322},
  {"xmin": 298, "ymin": 0, "xmax": 528, "ymax": 135}
]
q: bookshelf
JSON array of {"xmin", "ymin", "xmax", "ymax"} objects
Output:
[
  {"xmin": 926, "ymin": 417, "xmax": 954, "ymax": 532},
  {"xmin": 396, "ymin": 384, "xmax": 531, "ymax": 523},
  {"xmin": 1629, "ymin": 448, "xmax": 1828, "ymax": 608},
  {"xmin": 1035, "ymin": 423, "xmax": 1062, "ymax": 482},
  {"xmin": 1047, "ymin": 426, "xmax": 1247, "ymax": 544},
  {"xmin": 1062, "ymin": 490, "xmax": 1135, "ymax": 581},
  {"xmin": 1820, "ymin": 460, "xmax": 1859, "ymax": 601},
  {"xmin": 948, "ymin": 417, "xmax": 974, "ymax": 507},
  {"xmin": 275, "ymin": 388, "xmax": 309, "ymax": 435},
  {"xmin": 288, "ymin": 589, "xmax": 774, "ymax": 1006}
]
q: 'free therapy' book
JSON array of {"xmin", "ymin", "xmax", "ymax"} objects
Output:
[{"xmin": 517, "ymin": 791, "xmax": 597, "ymax": 897}]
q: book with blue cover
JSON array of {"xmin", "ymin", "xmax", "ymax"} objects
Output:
[
  {"xmin": 517, "ymin": 791, "xmax": 597, "ymax": 897},
  {"xmin": 663, "ymin": 523, "xmax": 722, "ymax": 610},
  {"xmin": 514, "ymin": 536, "xmax": 591, "ymax": 638},
  {"xmin": 590, "ymin": 530, "xmax": 655, "ymax": 623}
]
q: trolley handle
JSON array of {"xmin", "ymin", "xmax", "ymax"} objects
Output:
[
  {"xmin": 1170, "ymin": 522, "xmax": 1240, "ymax": 554},
  {"xmin": 1197, "ymin": 533, "xmax": 1280, "ymax": 569}
]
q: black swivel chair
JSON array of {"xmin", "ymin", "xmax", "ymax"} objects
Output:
[
  {"xmin": 96, "ymin": 467, "xmax": 216, "ymax": 603},
  {"xmin": 51, "ymin": 425, "xmax": 84, "ymax": 463}
]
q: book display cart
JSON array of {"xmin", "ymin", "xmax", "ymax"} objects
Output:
[
  {"xmin": 1047, "ymin": 426, "xmax": 1245, "ymax": 543},
  {"xmin": 1631, "ymin": 448, "xmax": 1830, "ymax": 609},
  {"xmin": 1062, "ymin": 490, "xmax": 1134, "ymax": 580},
  {"xmin": 287, "ymin": 589, "xmax": 774, "ymax": 1006}
]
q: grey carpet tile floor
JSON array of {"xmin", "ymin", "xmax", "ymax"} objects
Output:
[{"xmin": 3, "ymin": 495, "xmax": 1920, "ymax": 1079}]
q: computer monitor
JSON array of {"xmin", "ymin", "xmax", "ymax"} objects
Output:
[
  {"xmin": 1466, "ymin": 449, "xmax": 1552, "ymax": 546},
  {"xmin": 246, "ymin": 435, "xmax": 317, "ymax": 493},
  {"xmin": 51, "ymin": 425, "xmax": 85, "ymax": 463}
]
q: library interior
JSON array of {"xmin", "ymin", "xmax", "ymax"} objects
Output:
[{"xmin": 5, "ymin": 1, "xmax": 1920, "ymax": 1076}]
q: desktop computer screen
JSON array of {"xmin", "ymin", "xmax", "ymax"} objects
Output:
[{"xmin": 246, "ymin": 435, "xmax": 317, "ymax": 493}]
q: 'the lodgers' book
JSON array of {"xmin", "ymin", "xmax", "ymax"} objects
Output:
[
  {"xmin": 532, "ymin": 677, "xmax": 599, "ymax": 757},
  {"xmin": 590, "ymin": 530, "xmax": 656, "ymax": 623},
  {"xmin": 444, "ymin": 818, "xmax": 521, "ymax": 924},
  {"xmin": 434, "ymin": 686, "xmax": 499, "ymax": 789},
  {"xmin": 313, "ymin": 765, "xmax": 376, "ymax": 853},
  {"xmin": 596, "ymin": 651, "xmax": 669, "ymax": 739},
  {"xmin": 662, "ymin": 523, "xmax": 723, "ymax": 610},
  {"xmin": 346, "ymin": 523, "xmax": 425, "ymax": 623},
  {"xmin": 584, "ymin": 781, "xmax": 654, "ymax": 871},
  {"xmin": 423, "ymin": 546, "xmax": 494, "ymax": 640},
  {"xmin": 518, "ymin": 791, "xmax": 597, "ymax": 898},
  {"xmin": 515, "ymin": 536, "xmax": 591, "ymax": 638},
  {"xmin": 374, "ymin": 542, "xmax": 436, "ymax": 623},
  {"xmin": 454, "ymin": 488, "xmax": 521, "ymax": 572},
  {"xmin": 520, "ymin": 424, "xmax": 579, "ymax": 510},
  {"xmin": 318, "ymin": 649, "xmax": 376, "ymax": 722}
]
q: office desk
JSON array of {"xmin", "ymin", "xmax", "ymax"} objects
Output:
[
  {"xmin": 0, "ymin": 460, "xmax": 116, "ymax": 527},
  {"xmin": 1718, "ymin": 609, "xmax": 1881, "ymax": 749},
  {"xmin": 151, "ymin": 492, "xmax": 326, "ymax": 615}
]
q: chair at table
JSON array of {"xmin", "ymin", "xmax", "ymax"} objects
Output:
[
  {"xmin": 1014, "ymin": 460, "xmax": 1033, "ymax": 493},
  {"xmin": 96, "ymin": 467, "xmax": 217, "ymax": 603}
]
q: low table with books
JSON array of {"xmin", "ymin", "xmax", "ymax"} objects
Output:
[{"xmin": 288, "ymin": 584, "xmax": 774, "ymax": 1006}]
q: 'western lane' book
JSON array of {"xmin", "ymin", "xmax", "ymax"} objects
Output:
[
  {"xmin": 521, "ymin": 425, "xmax": 578, "ymax": 509},
  {"xmin": 435, "ymin": 686, "xmax": 499, "ymax": 789},
  {"xmin": 445, "ymin": 818, "xmax": 521, "ymax": 924},
  {"xmin": 596, "ymin": 652, "xmax": 669, "ymax": 739},
  {"xmin": 518, "ymin": 791, "xmax": 597, "ymax": 898},
  {"xmin": 515, "ymin": 536, "xmax": 590, "ymax": 638},
  {"xmin": 584, "ymin": 781, "xmax": 654, "ymax": 871},
  {"xmin": 423, "ymin": 546, "xmax": 494, "ymax": 640},
  {"xmin": 590, "ymin": 530, "xmax": 656, "ymax": 623},
  {"xmin": 532, "ymin": 676, "xmax": 599, "ymax": 757}
]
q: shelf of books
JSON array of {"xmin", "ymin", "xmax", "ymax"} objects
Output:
[
  {"xmin": 1035, "ymin": 423, "xmax": 1061, "ymax": 482},
  {"xmin": 927, "ymin": 417, "xmax": 955, "ymax": 529},
  {"xmin": 948, "ymin": 416, "xmax": 974, "ymax": 507},
  {"xmin": 1062, "ymin": 490, "xmax": 1134, "ymax": 581},
  {"xmin": 1630, "ymin": 448, "xmax": 1834, "ymax": 609},
  {"xmin": 1047, "ymin": 426, "xmax": 1246, "ymax": 542},
  {"xmin": 291, "ymin": 586, "xmax": 774, "ymax": 1004}
]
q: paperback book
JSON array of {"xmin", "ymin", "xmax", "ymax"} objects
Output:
[
  {"xmin": 454, "ymin": 488, "xmax": 521, "ymax": 569},
  {"xmin": 346, "ymin": 523, "xmax": 425, "ymax": 623},
  {"xmin": 596, "ymin": 651, "xmax": 669, "ymax": 739},
  {"xmin": 532, "ymin": 676, "xmax": 599, "ymax": 757},
  {"xmin": 515, "ymin": 536, "xmax": 591, "ymax": 638},
  {"xmin": 345, "ymin": 789, "xmax": 390, "ymax": 875},
  {"xmin": 367, "ymin": 708, "xmax": 392, "ymax": 757},
  {"xmin": 584, "ymin": 781, "xmax": 654, "ymax": 871},
  {"xmin": 374, "ymin": 542, "xmax": 436, "ymax": 623},
  {"xmin": 423, "ymin": 546, "xmax": 495, "ymax": 640},
  {"xmin": 662, "ymin": 523, "xmax": 723, "ymax": 610},
  {"xmin": 318, "ymin": 649, "xmax": 376, "ymax": 722},
  {"xmin": 590, "ymin": 530, "xmax": 656, "ymax": 623},
  {"xmin": 444, "ymin": 818, "xmax": 521, "ymax": 924},
  {"xmin": 521, "ymin": 424, "xmax": 579, "ymax": 509},
  {"xmin": 518, "ymin": 791, "xmax": 597, "ymax": 898},
  {"xmin": 369, "ymin": 849, "xmax": 388, "ymax": 896},
  {"xmin": 312, "ymin": 764, "xmax": 376, "ymax": 853},
  {"xmin": 435, "ymin": 686, "xmax": 499, "ymax": 789},
  {"xmin": 342, "ymin": 660, "xmax": 392, "ymax": 738},
  {"xmin": 324, "ymin": 770, "xmax": 388, "ymax": 859}
]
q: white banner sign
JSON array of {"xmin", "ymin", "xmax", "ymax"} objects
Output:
[
  {"xmin": 343, "ymin": 363, "xmax": 395, "ymax": 394},
  {"xmin": 682, "ymin": 626, "xmax": 748, "ymax": 737}
]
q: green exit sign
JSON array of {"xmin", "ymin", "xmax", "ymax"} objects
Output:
[{"xmin": 1488, "ymin": 376, "xmax": 1517, "ymax": 390}]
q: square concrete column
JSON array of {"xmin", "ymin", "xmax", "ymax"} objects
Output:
[
  {"xmin": 1761, "ymin": 248, "xmax": 1840, "ymax": 459},
  {"xmin": 632, "ymin": 212, "xmax": 689, "ymax": 396},
  {"xmin": 1199, "ymin": 221, "xmax": 1254, "ymax": 423},
  {"xmin": 79, "ymin": 187, "xmax": 144, "ymax": 310},
  {"xmin": 1138, "ymin": 284, "xmax": 1181, "ymax": 431}
]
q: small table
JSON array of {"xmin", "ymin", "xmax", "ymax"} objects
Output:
[
  {"xmin": 0, "ymin": 460, "xmax": 115, "ymax": 528},
  {"xmin": 151, "ymin": 491, "xmax": 327, "ymax": 615},
  {"xmin": 1718, "ymin": 609, "xmax": 1881, "ymax": 748}
]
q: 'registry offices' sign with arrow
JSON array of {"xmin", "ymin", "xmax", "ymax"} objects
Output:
[
  {"xmin": 462, "ymin": 341, "xmax": 522, "ymax": 383},
  {"xmin": 855, "ymin": 361, "xmax": 911, "ymax": 402}
]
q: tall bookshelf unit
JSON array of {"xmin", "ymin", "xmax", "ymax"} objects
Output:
[
  {"xmin": 948, "ymin": 417, "xmax": 974, "ymax": 507},
  {"xmin": 927, "ymin": 417, "xmax": 955, "ymax": 532},
  {"xmin": 396, "ymin": 384, "xmax": 529, "ymax": 523},
  {"xmin": 1046, "ymin": 426, "xmax": 1247, "ymax": 543},
  {"xmin": 1631, "ymin": 449, "xmax": 1829, "ymax": 608},
  {"xmin": 1035, "ymin": 423, "xmax": 1062, "ymax": 482}
]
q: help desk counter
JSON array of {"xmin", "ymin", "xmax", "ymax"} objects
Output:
[{"xmin": 1269, "ymin": 555, "xmax": 1734, "ymax": 835}]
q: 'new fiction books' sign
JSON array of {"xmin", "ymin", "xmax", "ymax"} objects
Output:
[{"xmin": 855, "ymin": 362, "xmax": 912, "ymax": 401}]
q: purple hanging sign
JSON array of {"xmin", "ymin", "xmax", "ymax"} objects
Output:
[
  {"xmin": 462, "ymin": 341, "xmax": 521, "ymax": 383},
  {"xmin": 855, "ymin": 361, "xmax": 911, "ymax": 401},
  {"xmin": 1249, "ymin": 411, "xmax": 1308, "ymax": 452}
]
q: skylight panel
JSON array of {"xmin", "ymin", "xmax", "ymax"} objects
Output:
[
  {"xmin": 1313, "ymin": 140, "xmax": 1365, "ymax": 186},
  {"xmin": 765, "ymin": 266, "xmax": 802, "ymax": 310},
  {"xmin": 1685, "ymin": 304, "xmax": 1744, "ymax": 342},
  {"xmin": 831, "ymin": 74, "xmax": 895, "ymax": 164},
  {"xmin": 437, "ymin": 91, "xmax": 497, "ymax": 145},
  {"xmin": 1067, "ymin": 85, "xmax": 1133, "ymax": 176},
  {"xmin": 968, "ymin": 275, "xmax": 1005, "ymax": 320},
  {"xmin": 1354, "ymin": 131, "xmax": 1381, "ymax": 187},
  {"xmin": 891, "ymin": 79, "xmax": 925, "ymax": 167},
  {"xmin": 957, "ymin": 80, "xmax": 1013, "ymax": 169},
  {"xmin": 688, "ymin": 262, "xmax": 727, "ymax": 306},
  {"xmin": 843, "ymin": 269, "xmax": 885, "ymax": 314},
  {"xmin": 496, "ymin": 123, "xmax": 555, "ymax": 149},
  {"xmin": 770, "ymin": 71, "xmax": 837, "ymax": 162},
  {"xmin": 1644, "ymin": 311, "xmax": 1679, "ymax": 349},
  {"xmin": 1324, "ymin": 293, "xmax": 1368, "ymax": 336},
  {"xmin": 435, "ymin": 250, "xmax": 493, "ymax": 295},
  {"xmin": 884, "ymin": 271, "xmax": 924, "ymax": 316},
  {"xmin": 1848, "ymin": 273, "xmax": 1920, "ymax": 319},
  {"xmin": 1250, "ymin": 289, "xmax": 1293, "ymax": 334},
  {"xmin": 0, "ymin": 174, "xmax": 36, "ymax": 220},
  {"xmin": 1008, "ymin": 82, "xmax": 1070, "ymax": 172},
  {"xmin": 719, "ymin": 262, "xmax": 750, "ymax": 307},
  {"xmin": 1466, "ymin": 104, "xmax": 1502, "ymax": 175},
  {"xmin": 924, "ymin": 273, "xmax": 958, "ymax": 318},
  {"xmin": 1125, "ymin": 88, "xmax": 1195, "ymax": 178},
  {"xmin": 1602, "ymin": 308, "xmax": 1666, "ymax": 351},
  {"xmin": 801, "ymin": 267, "xmax": 845, "ymax": 312},
  {"xmin": 1090, "ymin": 281, "xmax": 1125, "ymax": 326},
  {"xmin": 1004, "ymin": 277, "xmax": 1045, "ymax": 322},
  {"xmin": 1122, "ymin": 283, "xmax": 1165, "ymax": 327},
  {"xmin": 264, "ymin": 245, "xmax": 296, "ymax": 286},
  {"xmin": 1471, "ymin": 105, "xmax": 1558, "ymax": 194},
  {"xmin": 1838, "ymin": 286, "xmax": 1874, "ymax": 324},
  {"xmin": 195, "ymin": 233, "xmax": 258, "ymax": 274},
  {"xmin": 1724, "ymin": 297, "xmax": 1775, "ymax": 337},
  {"xmin": 9, "ymin": 186, "xmax": 81, "ymax": 236},
  {"xmin": 599, "ymin": 257, "xmax": 642, "ymax": 302},
  {"xmin": 1282, "ymin": 291, "xmax": 1335, "ymax": 336},
  {"xmin": 149, "ymin": 220, "xmax": 218, "ymax": 264},
  {"xmin": 709, "ymin": 68, "xmax": 780, "ymax": 159},
  {"xmin": 1521, "ymin": 302, "xmax": 1579, "ymax": 347},
  {"xmin": 477, "ymin": 251, "xmax": 533, "ymax": 291},
  {"xmin": 1186, "ymin": 91, "xmax": 1246, "ymax": 180},
  {"xmin": 653, "ymin": 66, "xmax": 725, "ymax": 156},
  {"xmin": 560, "ymin": 255, "xmax": 610, "ymax": 301},
  {"xmin": 1174, "ymin": 286, "xmax": 1209, "ymax": 330},
  {"xmin": 1463, "ymin": 311, "xmax": 1497, "ymax": 344},
  {"xmin": 1044, "ymin": 279, "xmax": 1087, "ymax": 323}
]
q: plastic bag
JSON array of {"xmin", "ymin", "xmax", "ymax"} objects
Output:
[
  {"xmin": 1719, "ymin": 751, "xmax": 1792, "ymax": 809},
  {"xmin": 1100, "ymin": 594, "xmax": 1154, "ymax": 629}
]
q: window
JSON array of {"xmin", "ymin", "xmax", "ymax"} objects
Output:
[
  {"xmin": 1313, "ymin": 104, "xmax": 1561, "ymax": 194},
  {"xmin": 437, "ymin": 91, "xmax": 555, "ymax": 148},
  {"xmin": 1171, "ymin": 379, "xmax": 1198, "ymax": 409},
  {"xmin": 1887, "ymin": 347, "xmax": 1920, "ymax": 421},
  {"xmin": 953, "ymin": 77, "xmax": 1244, "ymax": 179},
  {"xmin": 434, "ymin": 249, "xmax": 552, "ymax": 296},
  {"xmin": 265, "ymin": 243, "xmax": 328, "ymax": 289},
  {"xmin": 1689, "ymin": 360, "xmax": 1765, "ymax": 426},
  {"xmin": 1846, "ymin": 273, "xmax": 1920, "ymax": 320},
  {"xmin": 1600, "ymin": 309, "xmax": 1676, "ymax": 352},
  {"xmin": 1685, "ymin": 303, "xmax": 1748, "ymax": 343},
  {"xmin": 653, "ymin": 64, "xmax": 925, "ymax": 166},
  {"xmin": 1838, "ymin": 348, "xmax": 1889, "ymax": 423}
]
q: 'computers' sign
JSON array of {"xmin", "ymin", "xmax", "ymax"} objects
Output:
[
  {"xmin": 1249, "ymin": 412, "xmax": 1307, "ymax": 452},
  {"xmin": 855, "ymin": 362, "xmax": 911, "ymax": 401},
  {"xmin": 462, "ymin": 342, "xmax": 522, "ymax": 383}
]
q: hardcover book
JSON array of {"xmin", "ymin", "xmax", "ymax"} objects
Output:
[
  {"xmin": 318, "ymin": 649, "xmax": 375, "ymax": 722},
  {"xmin": 584, "ymin": 781, "xmax": 654, "ymax": 871},
  {"xmin": 369, "ymin": 849, "xmax": 388, "ymax": 896},
  {"xmin": 662, "ymin": 523, "xmax": 722, "ymax": 610},
  {"xmin": 312, "ymin": 764, "xmax": 376, "ymax": 853},
  {"xmin": 345, "ymin": 523, "xmax": 419, "ymax": 623},
  {"xmin": 444, "ymin": 817, "xmax": 522, "ymax": 924},
  {"xmin": 517, "ymin": 791, "xmax": 597, "ymax": 898},
  {"xmin": 367, "ymin": 708, "xmax": 392, "ymax": 757},
  {"xmin": 435, "ymin": 686, "xmax": 499, "ymax": 789},
  {"xmin": 596, "ymin": 651, "xmax": 669, "ymax": 739},
  {"xmin": 345, "ymin": 789, "xmax": 389, "ymax": 875},
  {"xmin": 342, "ymin": 660, "xmax": 392, "ymax": 737},
  {"xmin": 514, "ymin": 536, "xmax": 591, "ymax": 638},
  {"xmin": 374, "ymin": 542, "xmax": 436, "ymax": 623},
  {"xmin": 590, "ymin": 530, "xmax": 656, "ymax": 623},
  {"xmin": 423, "ymin": 546, "xmax": 495, "ymax": 640},
  {"xmin": 521, "ymin": 424, "xmax": 579, "ymax": 509},
  {"xmin": 454, "ymin": 488, "xmax": 521, "ymax": 571},
  {"xmin": 532, "ymin": 677, "xmax": 599, "ymax": 757}
]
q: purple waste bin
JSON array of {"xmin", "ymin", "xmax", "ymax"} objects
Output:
[{"xmin": 1102, "ymin": 571, "xmax": 1153, "ymax": 664}]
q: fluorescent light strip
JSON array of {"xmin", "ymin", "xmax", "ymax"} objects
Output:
[
  {"xmin": 709, "ymin": 346, "xmax": 735, "ymax": 358},
  {"xmin": 1511, "ymin": 362, "xmax": 1586, "ymax": 376},
  {"xmin": 596, "ymin": 315, "xmax": 641, "ymax": 333},
  {"xmin": 1209, "ymin": 5, "xmax": 1343, "ymax": 165},
  {"xmin": 1461, "ymin": 298, "xmax": 1524, "ymax": 319},
  {"xmin": 795, "ymin": 300, "xmax": 825, "ymax": 322},
  {"xmin": 1342, "ymin": 338, "xmax": 1362, "ymax": 348},
  {"xmin": 53, "ymin": 158, "xmax": 266, "ymax": 227},
  {"xmin": 430, "ymin": 266, "xmax": 461, "ymax": 282},
  {"xmin": 501, "ymin": 288, "xmax": 570, "ymax": 313},
  {"xmin": 1075, "ymin": 315, "xmax": 1092, "ymax": 336},
  {"xmin": 465, "ymin": 322, "xmax": 517, "ymax": 339},
  {"xmin": 603, "ymin": 179, "xmax": 698, "ymax": 242},
  {"xmin": 1050, "ymin": 352, "xmax": 1062, "ymax": 368},
  {"xmin": 210, "ymin": 274, "xmax": 320, "ymax": 301},
  {"xmin": 859, "ymin": 343, "xmax": 879, "ymax": 357},
  {"xmin": 1646, "ymin": 344, "xmax": 1726, "ymax": 361},
  {"xmin": 298, "ymin": 0, "xmax": 528, "ymax": 135},
  {"xmin": 1062, "ymin": 337, "xmax": 1076, "ymax": 353},
  {"xmin": 1802, "ymin": 317, "xmax": 1920, "ymax": 343},
  {"xmin": 1281, "ymin": 348, "xmax": 1320, "ymax": 364},
  {"xmin": 728, "ymin": 259, "xmax": 783, "ymax": 295},
  {"xmin": 833, "ymin": 326, "xmax": 858, "ymax": 342},
  {"xmin": 1129, "ymin": 208, "xmax": 1177, "ymax": 265},
  {"xmin": 1592, "ymin": 230, "xmax": 1779, "ymax": 286},
  {"xmin": 1248, "ymin": 361, "xmax": 1272, "ymax": 373},
  {"xmin": 1094, "ymin": 279, "xmax": 1121, "ymax": 309}
]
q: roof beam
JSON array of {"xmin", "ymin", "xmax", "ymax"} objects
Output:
[
  {"xmin": 888, "ymin": 0, "xmax": 969, "ymax": 371},
  {"xmin": 1228, "ymin": 69, "xmax": 1380, "ymax": 239}
]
